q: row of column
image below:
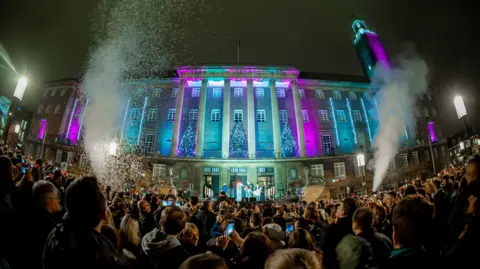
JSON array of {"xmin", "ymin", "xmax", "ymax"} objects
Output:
[{"xmin": 170, "ymin": 78, "xmax": 307, "ymax": 158}]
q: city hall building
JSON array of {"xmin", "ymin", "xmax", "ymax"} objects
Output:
[{"xmin": 24, "ymin": 21, "xmax": 447, "ymax": 200}]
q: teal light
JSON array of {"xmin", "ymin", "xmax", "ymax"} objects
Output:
[
  {"xmin": 77, "ymin": 98, "xmax": 89, "ymax": 140},
  {"xmin": 120, "ymin": 98, "xmax": 130, "ymax": 141},
  {"xmin": 346, "ymin": 98, "xmax": 357, "ymax": 144},
  {"xmin": 329, "ymin": 97, "xmax": 340, "ymax": 146},
  {"xmin": 360, "ymin": 98, "xmax": 372, "ymax": 142},
  {"xmin": 137, "ymin": 96, "xmax": 148, "ymax": 144}
]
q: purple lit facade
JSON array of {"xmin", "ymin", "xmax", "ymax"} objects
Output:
[
  {"xmin": 428, "ymin": 121, "xmax": 437, "ymax": 142},
  {"xmin": 38, "ymin": 119, "xmax": 47, "ymax": 140}
]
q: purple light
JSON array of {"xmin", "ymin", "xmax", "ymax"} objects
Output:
[
  {"xmin": 365, "ymin": 33, "xmax": 391, "ymax": 69},
  {"xmin": 428, "ymin": 121, "xmax": 436, "ymax": 142},
  {"xmin": 38, "ymin": 119, "xmax": 47, "ymax": 140},
  {"xmin": 177, "ymin": 66, "xmax": 300, "ymax": 77}
]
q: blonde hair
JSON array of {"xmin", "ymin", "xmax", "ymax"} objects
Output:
[
  {"xmin": 120, "ymin": 215, "xmax": 140, "ymax": 246},
  {"xmin": 265, "ymin": 248, "xmax": 321, "ymax": 269}
]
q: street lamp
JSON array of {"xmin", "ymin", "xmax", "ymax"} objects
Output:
[
  {"xmin": 108, "ymin": 142, "xmax": 118, "ymax": 156},
  {"xmin": 13, "ymin": 76, "xmax": 28, "ymax": 101},
  {"xmin": 3, "ymin": 76, "xmax": 28, "ymax": 145},
  {"xmin": 454, "ymin": 95, "xmax": 468, "ymax": 132},
  {"xmin": 357, "ymin": 153, "xmax": 366, "ymax": 195}
]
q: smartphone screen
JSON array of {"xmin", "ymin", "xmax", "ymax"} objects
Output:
[
  {"xmin": 225, "ymin": 222, "xmax": 235, "ymax": 236},
  {"xmin": 176, "ymin": 201, "xmax": 182, "ymax": 207},
  {"xmin": 21, "ymin": 167, "xmax": 26, "ymax": 174},
  {"xmin": 286, "ymin": 223, "xmax": 294, "ymax": 234}
]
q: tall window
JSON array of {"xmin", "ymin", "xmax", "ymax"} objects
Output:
[
  {"xmin": 189, "ymin": 109, "xmax": 198, "ymax": 121},
  {"xmin": 136, "ymin": 88, "xmax": 144, "ymax": 96},
  {"xmin": 298, "ymin": 89, "xmax": 305, "ymax": 98},
  {"xmin": 349, "ymin": 91, "xmax": 357, "ymax": 100},
  {"xmin": 60, "ymin": 89, "xmax": 67, "ymax": 96},
  {"xmin": 212, "ymin": 88, "xmax": 222, "ymax": 98},
  {"xmin": 55, "ymin": 150, "xmax": 63, "ymax": 163},
  {"xmin": 130, "ymin": 108, "xmax": 139, "ymax": 120},
  {"xmin": 153, "ymin": 89, "xmax": 161, "ymax": 98},
  {"xmin": 412, "ymin": 151, "xmax": 419, "ymax": 165},
  {"xmin": 167, "ymin": 109, "xmax": 176, "ymax": 122},
  {"xmin": 37, "ymin": 105, "xmax": 44, "ymax": 114},
  {"xmin": 315, "ymin": 90, "xmax": 325, "ymax": 99},
  {"xmin": 147, "ymin": 108, "xmax": 157, "ymax": 121},
  {"xmin": 301, "ymin": 110, "xmax": 309, "ymax": 122},
  {"xmin": 143, "ymin": 134, "xmax": 155, "ymax": 154},
  {"xmin": 153, "ymin": 164, "xmax": 167, "ymax": 180},
  {"xmin": 368, "ymin": 110, "xmax": 376, "ymax": 121},
  {"xmin": 311, "ymin": 164, "xmax": 324, "ymax": 177},
  {"xmin": 256, "ymin": 109, "xmax": 266, "ymax": 122},
  {"xmin": 353, "ymin": 110, "xmax": 362, "ymax": 122},
  {"xmin": 432, "ymin": 108, "xmax": 437, "ymax": 117},
  {"xmin": 234, "ymin": 88, "xmax": 243, "ymax": 98},
  {"xmin": 333, "ymin": 91, "xmax": 341, "ymax": 100},
  {"xmin": 256, "ymin": 88, "xmax": 265, "ymax": 98},
  {"xmin": 333, "ymin": 162, "xmax": 346, "ymax": 178},
  {"xmin": 234, "ymin": 109, "xmax": 243, "ymax": 123},
  {"xmin": 322, "ymin": 135, "xmax": 333, "ymax": 155},
  {"xmin": 50, "ymin": 90, "xmax": 56, "ymax": 97},
  {"xmin": 45, "ymin": 105, "xmax": 53, "ymax": 114},
  {"xmin": 67, "ymin": 152, "xmax": 75, "ymax": 164},
  {"xmin": 211, "ymin": 109, "xmax": 220, "ymax": 122},
  {"xmin": 400, "ymin": 153, "xmax": 408, "ymax": 168},
  {"xmin": 337, "ymin": 110, "xmax": 346, "ymax": 122},
  {"xmin": 54, "ymin": 105, "xmax": 61, "ymax": 114},
  {"xmin": 192, "ymin": 88, "xmax": 200, "ymax": 97},
  {"xmin": 277, "ymin": 88, "xmax": 286, "ymax": 98},
  {"xmin": 279, "ymin": 110, "xmax": 288, "ymax": 124},
  {"xmin": 319, "ymin": 110, "xmax": 329, "ymax": 122},
  {"xmin": 171, "ymin": 88, "xmax": 178, "ymax": 98}
]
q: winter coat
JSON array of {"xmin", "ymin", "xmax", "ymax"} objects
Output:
[
  {"xmin": 322, "ymin": 216, "xmax": 354, "ymax": 269},
  {"xmin": 388, "ymin": 247, "xmax": 442, "ymax": 269},
  {"xmin": 196, "ymin": 210, "xmax": 216, "ymax": 238},
  {"xmin": 138, "ymin": 211, "xmax": 156, "ymax": 236},
  {"xmin": 138, "ymin": 228, "xmax": 190, "ymax": 269},
  {"xmin": 42, "ymin": 222, "xmax": 129, "ymax": 269},
  {"xmin": 357, "ymin": 230, "xmax": 393, "ymax": 269}
]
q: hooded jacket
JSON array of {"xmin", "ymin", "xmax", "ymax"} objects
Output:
[
  {"xmin": 138, "ymin": 228, "xmax": 190, "ymax": 269},
  {"xmin": 42, "ymin": 222, "xmax": 129, "ymax": 269}
]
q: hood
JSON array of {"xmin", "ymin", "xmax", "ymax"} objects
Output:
[
  {"xmin": 263, "ymin": 223, "xmax": 285, "ymax": 244},
  {"xmin": 141, "ymin": 228, "xmax": 181, "ymax": 257}
]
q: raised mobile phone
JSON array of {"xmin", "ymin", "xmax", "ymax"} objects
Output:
[
  {"xmin": 286, "ymin": 222, "xmax": 294, "ymax": 235},
  {"xmin": 225, "ymin": 221, "xmax": 235, "ymax": 236}
]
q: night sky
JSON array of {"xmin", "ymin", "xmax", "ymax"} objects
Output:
[{"xmin": 0, "ymin": 0, "xmax": 477, "ymax": 137}]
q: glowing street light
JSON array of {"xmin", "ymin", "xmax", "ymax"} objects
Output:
[
  {"xmin": 357, "ymin": 153, "xmax": 365, "ymax": 167},
  {"xmin": 108, "ymin": 142, "xmax": 118, "ymax": 156},
  {"xmin": 14, "ymin": 124, "xmax": 20, "ymax": 133},
  {"xmin": 13, "ymin": 76, "xmax": 28, "ymax": 101},
  {"xmin": 453, "ymin": 96, "xmax": 467, "ymax": 119},
  {"xmin": 357, "ymin": 153, "xmax": 366, "ymax": 194}
]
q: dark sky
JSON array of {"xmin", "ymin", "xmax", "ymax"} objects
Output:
[{"xmin": 0, "ymin": 0, "xmax": 478, "ymax": 136}]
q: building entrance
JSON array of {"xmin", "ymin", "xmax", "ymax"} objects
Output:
[{"xmin": 203, "ymin": 175, "xmax": 219, "ymax": 199}]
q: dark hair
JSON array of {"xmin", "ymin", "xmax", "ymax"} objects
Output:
[
  {"xmin": 161, "ymin": 206, "xmax": 187, "ymax": 235},
  {"xmin": 392, "ymin": 195, "xmax": 434, "ymax": 248},
  {"xmin": 190, "ymin": 196, "xmax": 199, "ymax": 206},
  {"xmin": 53, "ymin": 170, "xmax": 63, "ymax": 180},
  {"xmin": 342, "ymin": 197, "xmax": 359, "ymax": 218},
  {"xmin": 240, "ymin": 232, "xmax": 272, "ymax": 266},
  {"xmin": 101, "ymin": 225, "xmax": 119, "ymax": 249},
  {"xmin": 33, "ymin": 180, "xmax": 58, "ymax": 208},
  {"xmin": 387, "ymin": 191, "xmax": 397, "ymax": 199},
  {"xmin": 0, "ymin": 156, "xmax": 14, "ymax": 201},
  {"xmin": 250, "ymin": 212, "xmax": 263, "ymax": 227},
  {"xmin": 64, "ymin": 177, "xmax": 106, "ymax": 229},
  {"xmin": 416, "ymin": 188, "xmax": 427, "ymax": 197},
  {"xmin": 262, "ymin": 217, "xmax": 274, "ymax": 226},
  {"xmin": 404, "ymin": 185, "xmax": 417, "ymax": 197},
  {"xmin": 295, "ymin": 217, "xmax": 310, "ymax": 230},
  {"xmin": 288, "ymin": 228, "xmax": 316, "ymax": 251},
  {"xmin": 179, "ymin": 253, "xmax": 227, "ymax": 269},
  {"xmin": 233, "ymin": 217, "xmax": 246, "ymax": 233},
  {"xmin": 165, "ymin": 194, "xmax": 176, "ymax": 201},
  {"xmin": 201, "ymin": 200, "xmax": 211, "ymax": 211},
  {"xmin": 353, "ymin": 207, "xmax": 374, "ymax": 232}
]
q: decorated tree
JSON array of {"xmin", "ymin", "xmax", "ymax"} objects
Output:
[
  {"xmin": 229, "ymin": 121, "xmax": 248, "ymax": 157},
  {"xmin": 281, "ymin": 122, "xmax": 297, "ymax": 157},
  {"xmin": 179, "ymin": 122, "xmax": 196, "ymax": 157}
]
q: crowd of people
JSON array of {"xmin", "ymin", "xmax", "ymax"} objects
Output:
[{"xmin": 0, "ymin": 148, "xmax": 479, "ymax": 269}]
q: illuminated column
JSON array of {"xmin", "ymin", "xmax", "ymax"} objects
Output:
[
  {"xmin": 170, "ymin": 79, "xmax": 185, "ymax": 157},
  {"xmin": 195, "ymin": 79, "xmax": 207, "ymax": 158},
  {"xmin": 221, "ymin": 79, "xmax": 230, "ymax": 158},
  {"xmin": 292, "ymin": 80, "xmax": 306, "ymax": 157},
  {"xmin": 247, "ymin": 79, "xmax": 256, "ymax": 158},
  {"xmin": 270, "ymin": 80, "xmax": 281, "ymax": 158}
]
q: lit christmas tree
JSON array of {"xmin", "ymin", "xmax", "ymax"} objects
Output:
[
  {"xmin": 229, "ymin": 121, "xmax": 248, "ymax": 157},
  {"xmin": 281, "ymin": 122, "xmax": 297, "ymax": 157},
  {"xmin": 179, "ymin": 122, "xmax": 196, "ymax": 157}
]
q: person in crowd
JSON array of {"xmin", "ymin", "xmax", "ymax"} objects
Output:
[
  {"xmin": 404, "ymin": 185, "xmax": 417, "ymax": 197},
  {"xmin": 322, "ymin": 197, "xmax": 358, "ymax": 269},
  {"xmin": 0, "ymin": 155, "xmax": 14, "ymax": 204},
  {"xmin": 262, "ymin": 216, "xmax": 274, "ymax": 226},
  {"xmin": 265, "ymin": 248, "xmax": 321, "ymax": 269},
  {"xmin": 42, "ymin": 177, "xmax": 128, "ymax": 269},
  {"xmin": 119, "ymin": 214, "xmax": 141, "ymax": 261},
  {"xmin": 263, "ymin": 223, "xmax": 285, "ymax": 251},
  {"xmin": 229, "ymin": 232, "xmax": 272, "ymax": 269},
  {"xmin": 352, "ymin": 207, "xmax": 392, "ymax": 268},
  {"xmin": 336, "ymin": 234, "xmax": 372, "ymax": 269},
  {"xmin": 138, "ymin": 199, "xmax": 156, "ymax": 236},
  {"xmin": 245, "ymin": 212, "xmax": 263, "ymax": 235},
  {"xmin": 388, "ymin": 195, "xmax": 438, "ymax": 269},
  {"xmin": 372, "ymin": 204, "xmax": 392, "ymax": 239},
  {"xmin": 384, "ymin": 191, "xmax": 397, "ymax": 222},
  {"xmin": 179, "ymin": 253, "xmax": 228, "ymax": 269},
  {"xmin": 138, "ymin": 206, "xmax": 189, "ymax": 269},
  {"xmin": 232, "ymin": 217, "xmax": 246, "ymax": 238},
  {"xmin": 101, "ymin": 224, "xmax": 120, "ymax": 249},
  {"xmin": 288, "ymin": 228, "xmax": 317, "ymax": 252},
  {"xmin": 196, "ymin": 200, "xmax": 216, "ymax": 239},
  {"xmin": 179, "ymin": 222, "xmax": 204, "ymax": 255}
]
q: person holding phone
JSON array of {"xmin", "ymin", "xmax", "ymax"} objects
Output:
[{"xmin": 138, "ymin": 199, "xmax": 156, "ymax": 236}]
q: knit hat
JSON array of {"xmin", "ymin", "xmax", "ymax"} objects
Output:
[{"xmin": 263, "ymin": 223, "xmax": 285, "ymax": 246}]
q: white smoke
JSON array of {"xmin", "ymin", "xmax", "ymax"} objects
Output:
[{"xmin": 372, "ymin": 53, "xmax": 428, "ymax": 191}]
